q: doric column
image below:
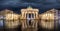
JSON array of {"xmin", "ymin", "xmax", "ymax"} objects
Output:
[
  {"xmin": 27, "ymin": 14, "xmax": 29, "ymax": 18},
  {"xmin": 27, "ymin": 14, "xmax": 29, "ymax": 26},
  {"xmin": 22, "ymin": 12, "xmax": 23, "ymax": 18},
  {"xmin": 25, "ymin": 12, "xmax": 26, "ymax": 18},
  {"xmin": 31, "ymin": 14, "xmax": 32, "ymax": 19},
  {"xmin": 34, "ymin": 13, "xmax": 35, "ymax": 19},
  {"xmin": 22, "ymin": 12, "xmax": 24, "ymax": 19},
  {"xmin": 36, "ymin": 12, "xmax": 38, "ymax": 19}
]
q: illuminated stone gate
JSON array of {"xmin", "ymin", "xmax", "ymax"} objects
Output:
[{"xmin": 20, "ymin": 6, "xmax": 39, "ymax": 31}]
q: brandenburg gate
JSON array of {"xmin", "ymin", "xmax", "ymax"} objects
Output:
[{"xmin": 20, "ymin": 6, "xmax": 39, "ymax": 31}]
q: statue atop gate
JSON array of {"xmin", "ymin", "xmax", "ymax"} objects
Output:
[{"xmin": 21, "ymin": 6, "xmax": 39, "ymax": 19}]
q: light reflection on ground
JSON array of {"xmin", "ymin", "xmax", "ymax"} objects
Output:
[{"xmin": 0, "ymin": 20, "xmax": 59, "ymax": 31}]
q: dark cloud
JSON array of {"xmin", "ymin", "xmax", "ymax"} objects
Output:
[{"xmin": 0, "ymin": 0, "xmax": 60, "ymax": 13}]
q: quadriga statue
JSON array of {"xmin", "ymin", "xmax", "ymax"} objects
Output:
[{"xmin": 5, "ymin": 13, "xmax": 20, "ymax": 28}]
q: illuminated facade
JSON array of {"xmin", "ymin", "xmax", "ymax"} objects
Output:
[{"xmin": 0, "ymin": 6, "xmax": 58, "ymax": 31}]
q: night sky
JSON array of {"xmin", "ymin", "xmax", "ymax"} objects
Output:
[{"xmin": 0, "ymin": 0, "xmax": 60, "ymax": 13}]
